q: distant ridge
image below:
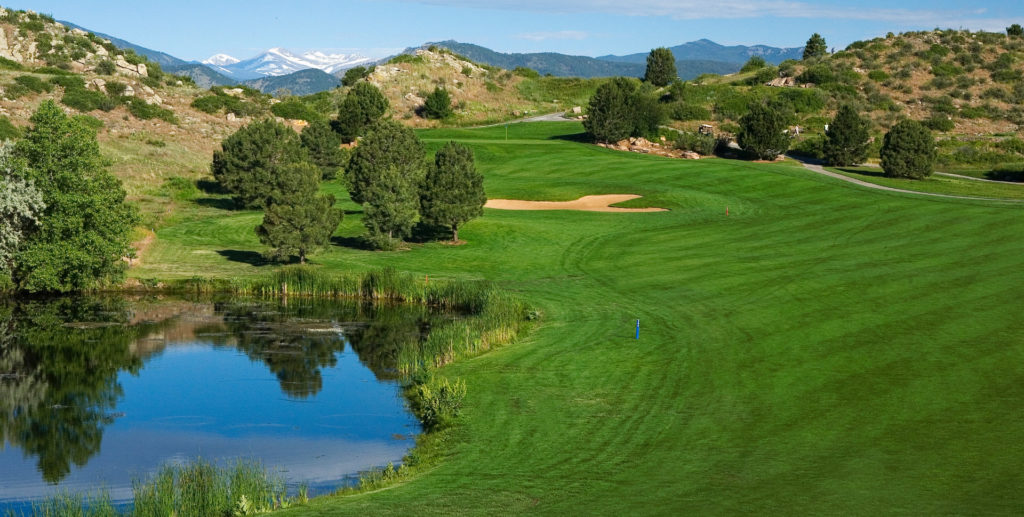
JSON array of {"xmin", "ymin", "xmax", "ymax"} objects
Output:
[
  {"xmin": 58, "ymin": 20, "xmax": 188, "ymax": 68},
  {"xmin": 423, "ymin": 40, "xmax": 793, "ymax": 80},
  {"xmin": 598, "ymin": 39, "xmax": 804, "ymax": 65}
]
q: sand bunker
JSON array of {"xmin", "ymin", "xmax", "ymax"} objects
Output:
[{"xmin": 485, "ymin": 194, "xmax": 666, "ymax": 212}]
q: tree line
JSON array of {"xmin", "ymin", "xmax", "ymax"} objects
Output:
[
  {"xmin": 584, "ymin": 37, "xmax": 936, "ymax": 179},
  {"xmin": 212, "ymin": 80, "xmax": 485, "ymax": 261}
]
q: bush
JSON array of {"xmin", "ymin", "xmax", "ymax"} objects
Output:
[
  {"xmin": 50, "ymin": 75, "xmax": 86, "ymax": 90},
  {"xmin": 881, "ymin": 119, "xmax": 935, "ymax": 179},
  {"xmin": 922, "ymin": 114, "xmax": 955, "ymax": 131},
  {"xmin": 668, "ymin": 102, "xmax": 710, "ymax": 121},
  {"xmin": 61, "ymin": 88, "xmax": 116, "ymax": 112},
  {"xmin": 0, "ymin": 115, "xmax": 21, "ymax": 140},
  {"xmin": 409, "ymin": 376, "xmax": 467, "ymax": 431},
  {"xmin": 126, "ymin": 99, "xmax": 178, "ymax": 124},
  {"xmin": 14, "ymin": 75, "xmax": 53, "ymax": 93},
  {"xmin": 104, "ymin": 80, "xmax": 127, "ymax": 97},
  {"xmin": 389, "ymin": 54, "xmax": 424, "ymax": 65},
  {"xmin": 0, "ymin": 56, "xmax": 23, "ymax": 70},
  {"xmin": 797, "ymin": 64, "xmax": 836, "ymax": 84},
  {"xmin": 513, "ymin": 66, "xmax": 540, "ymax": 78},
  {"xmin": 422, "ymin": 86, "xmax": 453, "ymax": 119},
  {"xmin": 740, "ymin": 56, "xmax": 768, "ymax": 73},
  {"xmin": 270, "ymin": 98, "xmax": 320, "ymax": 122},
  {"xmin": 931, "ymin": 62, "xmax": 963, "ymax": 77},
  {"xmin": 674, "ymin": 131, "xmax": 716, "ymax": 155},
  {"xmin": 191, "ymin": 95, "xmax": 226, "ymax": 114},
  {"xmin": 583, "ymin": 78, "xmax": 663, "ymax": 142},
  {"xmin": 341, "ymin": 65, "xmax": 372, "ymax": 86}
]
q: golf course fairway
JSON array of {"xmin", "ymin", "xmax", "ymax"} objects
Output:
[{"xmin": 134, "ymin": 123, "xmax": 1024, "ymax": 515}]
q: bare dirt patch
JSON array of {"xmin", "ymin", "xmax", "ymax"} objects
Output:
[{"xmin": 485, "ymin": 194, "xmax": 666, "ymax": 212}]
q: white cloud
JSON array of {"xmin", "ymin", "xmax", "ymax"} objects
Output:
[
  {"xmin": 515, "ymin": 30, "xmax": 588, "ymax": 41},
  {"xmin": 406, "ymin": 0, "xmax": 1011, "ymax": 27}
]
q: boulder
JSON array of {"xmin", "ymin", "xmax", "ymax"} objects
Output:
[
  {"xmin": 572, "ymin": 106, "xmax": 582, "ymax": 114},
  {"xmin": 123, "ymin": 85, "xmax": 135, "ymax": 97},
  {"xmin": 145, "ymin": 95, "xmax": 162, "ymax": 106},
  {"xmin": 142, "ymin": 85, "xmax": 155, "ymax": 95},
  {"xmin": 88, "ymin": 78, "xmax": 107, "ymax": 93},
  {"xmin": 226, "ymin": 113, "xmax": 237, "ymax": 122}
]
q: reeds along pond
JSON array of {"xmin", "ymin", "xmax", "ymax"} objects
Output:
[{"xmin": 166, "ymin": 266, "xmax": 537, "ymax": 375}]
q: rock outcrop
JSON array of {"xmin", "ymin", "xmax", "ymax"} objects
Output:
[{"xmin": 597, "ymin": 137, "xmax": 701, "ymax": 159}]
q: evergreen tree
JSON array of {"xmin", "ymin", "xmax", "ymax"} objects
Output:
[
  {"xmin": 880, "ymin": 119, "xmax": 935, "ymax": 179},
  {"xmin": 737, "ymin": 102, "xmax": 790, "ymax": 160},
  {"xmin": 335, "ymin": 81, "xmax": 388, "ymax": 143},
  {"xmin": 823, "ymin": 104, "xmax": 870, "ymax": 166},
  {"xmin": 363, "ymin": 165, "xmax": 420, "ymax": 246},
  {"xmin": 803, "ymin": 33, "xmax": 827, "ymax": 60},
  {"xmin": 420, "ymin": 141, "xmax": 486, "ymax": 242},
  {"xmin": 584, "ymin": 77, "xmax": 637, "ymax": 143},
  {"xmin": 346, "ymin": 120, "xmax": 425, "ymax": 205},
  {"xmin": 211, "ymin": 118, "xmax": 308, "ymax": 209},
  {"xmin": 11, "ymin": 101, "xmax": 139, "ymax": 293},
  {"xmin": 255, "ymin": 162, "xmax": 341, "ymax": 264},
  {"xmin": 1008, "ymin": 24, "xmax": 1024, "ymax": 38},
  {"xmin": 300, "ymin": 119, "xmax": 347, "ymax": 180},
  {"xmin": 644, "ymin": 47, "xmax": 677, "ymax": 87},
  {"xmin": 423, "ymin": 86, "xmax": 454, "ymax": 119}
]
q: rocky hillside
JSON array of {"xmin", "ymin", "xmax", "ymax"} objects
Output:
[
  {"xmin": 662, "ymin": 28, "xmax": 1024, "ymax": 169},
  {"xmin": 363, "ymin": 47, "xmax": 602, "ymax": 127}
]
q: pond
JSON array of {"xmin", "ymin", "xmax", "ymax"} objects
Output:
[{"xmin": 0, "ymin": 295, "xmax": 441, "ymax": 510}]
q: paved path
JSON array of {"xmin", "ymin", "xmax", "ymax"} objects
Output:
[
  {"xmin": 472, "ymin": 112, "xmax": 572, "ymax": 128},
  {"xmin": 788, "ymin": 155, "xmax": 1022, "ymax": 203}
]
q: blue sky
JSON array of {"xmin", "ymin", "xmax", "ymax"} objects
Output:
[{"xmin": 5, "ymin": 1, "xmax": 1023, "ymax": 61}]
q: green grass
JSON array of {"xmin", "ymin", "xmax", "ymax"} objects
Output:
[
  {"xmin": 830, "ymin": 165, "xmax": 1024, "ymax": 200},
  {"xmin": 131, "ymin": 122, "xmax": 1024, "ymax": 515}
]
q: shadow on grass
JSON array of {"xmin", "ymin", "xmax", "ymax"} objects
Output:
[
  {"xmin": 216, "ymin": 250, "xmax": 270, "ymax": 267},
  {"xmin": 407, "ymin": 222, "xmax": 451, "ymax": 243},
  {"xmin": 331, "ymin": 235, "xmax": 375, "ymax": 251},
  {"xmin": 547, "ymin": 131, "xmax": 591, "ymax": 143},
  {"xmin": 195, "ymin": 197, "xmax": 238, "ymax": 211},
  {"xmin": 987, "ymin": 166, "xmax": 1024, "ymax": 182},
  {"xmin": 836, "ymin": 167, "xmax": 887, "ymax": 178},
  {"xmin": 196, "ymin": 179, "xmax": 227, "ymax": 195}
]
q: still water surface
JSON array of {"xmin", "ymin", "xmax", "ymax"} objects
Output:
[{"xmin": 0, "ymin": 296, "xmax": 434, "ymax": 508}]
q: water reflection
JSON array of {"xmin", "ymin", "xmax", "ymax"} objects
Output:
[{"xmin": 0, "ymin": 295, "xmax": 441, "ymax": 503}]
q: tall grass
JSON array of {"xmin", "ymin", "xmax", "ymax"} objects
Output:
[
  {"xmin": 133, "ymin": 459, "xmax": 284, "ymax": 517},
  {"xmin": 161, "ymin": 266, "xmax": 536, "ymax": 374}
]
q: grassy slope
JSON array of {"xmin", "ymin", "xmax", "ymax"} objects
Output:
[{"xmin": 134, "ymin": 123, "xmax": 1024, "ymax": 515}]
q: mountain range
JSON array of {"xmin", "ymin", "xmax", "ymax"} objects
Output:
[{"xmin": 56, "ymin": 24, "xmax": 804, "ymax": 95}]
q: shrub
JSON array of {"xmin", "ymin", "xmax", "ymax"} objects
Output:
[
  {"xmin": 49, "ymin": 75, "xmax": 86, "ymax": 90},
  {"xmin": 0, "ymin": 56, "xmax": 23, "ymax": 70},
  {"xmin": 61, "ymin": 88, "xmax": 116, "ymax": 112},
  {"xmin": 881, "ymin": 119, "xmax": 935, "ymax": 179},
  {"xmin": 422, "ymin": 86, "xmax": 453, "ymax": 119},
  {"xmin": 512, "ymin": 66, "xmax": 540, "ymax": 78},
  {"xmin": 104, "ymin": 80, "xmax": 127, "ymax": 97},
  {"xmin": 0, "ymin": 115, "xmax": 21, "ymax": 140},
  {"xmin": 797, "ymin": 64, "xmax": 836, "ymax": 84},
  {"xmin": 674, "ymin": 131, "xmax": 716, "ymax": 155},
  {"xmin": 668, "ymin": 102, "xmax": 710, "ymax": 121},
  {"xmin": 740, "ymin": 56, "xmax": 768, "ymax": 73},
  {"xmin": 270, "ymin": 98, "xmax": 320, "ymax": 122},
  {"xmin": 584, "ymin": 78, "xmax": 663, "ymax": 142},
  {"xmin": 931, "ymin": 62, "xmax": 963, "ymax": 77},
  {"xmin": 341, "ymin": 65, "xmax": 372, "ymax": 86},
  {"xmin": 389, "ymin": 54, "xmax": 424, "ymax": 65},
  {"xmin": 191, "ymin": 95, "xmax": 226, "ymax": 114},
  {"xmin": 409, "ymin": 376, "xmax": 467, "ymax": 431},
  {"xmin": 14, "ymin": 75, "xmax": 52, "ymax": 93},
  {"xmin": 126, "ymin": 99, "xmax": 177, "ymax": 124},
  {"xmin": 868, "ymin": 70, "xmax": 889, "ymax": 82},
  {"xmin": 72, "ymin": 114, "xmax": 104, "ymax": 130}
]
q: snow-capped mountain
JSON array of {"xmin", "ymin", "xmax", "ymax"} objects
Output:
[
  {"xmin": 202, "ymin": 54, "xmax": 240, "ymax": 66},
  {"xmin": 223, "ymin": 48, "xmax": 371, "ymax": 78}
]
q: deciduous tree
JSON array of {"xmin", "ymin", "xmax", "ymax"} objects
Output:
[{"xmin": 11, "ymin": 101, "xmax": 138, "ymax": 293}]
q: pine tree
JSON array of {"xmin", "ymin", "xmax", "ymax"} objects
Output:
[
  {"xmin": 823, "ymin": 104, "xmax": 870, "ymax": 166},
  {"xmin": 1008, "ymin": 24, "xmax": 1024, "ymax": 38},
  {"xmin": 737, "ymin": 102, "xmax": 790, "ymax": 160},
  {"xmin": 335, "ymin": 81, "xmax": 388, "ymax": 143},
  {"xmin": 881, "ymin": 120, "xmax": 935, "ymax": 179},
  {"xmin": 420, "ymin": 142, "xmax": 486, "ymax": 242},
  {"xmin": 211, "ymin": 118, "xmax": 307, "ymax": 209},
  {"xmin": 644, "ymin": 47, "xmax": 677, "ymax": 87},
  {"xmin": 423, "ymin": 86, "xmax": 453, "ymax": 119},
  {"xmin": 363, "ymin": 165, "xmax": 420, "ymax": 246},
  {"xmin": 584, "ymin": 77, "xmax": 638, "ymax": 143},
  {"xmin": 803, "ymin": 33, "xmax": 828, "ymax": 60},
  {"xmin": 300, "ymin": 119, "xmax": 347, "ymax": 180},
  {"xmin": 346, "ymin": 120, "xmax": 425, "ymax": 205},
  {"xmin": 11, "ymin": 101, "xmax": 139, "ymax": 292},
  {"xmin": 255, "ymin": 163, "xmax": 341, "ymax": 264}
]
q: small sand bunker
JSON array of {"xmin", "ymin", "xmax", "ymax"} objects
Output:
[{"xmin": 485, "ymin": 194, "xmax": 666, "ymax": 212}]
